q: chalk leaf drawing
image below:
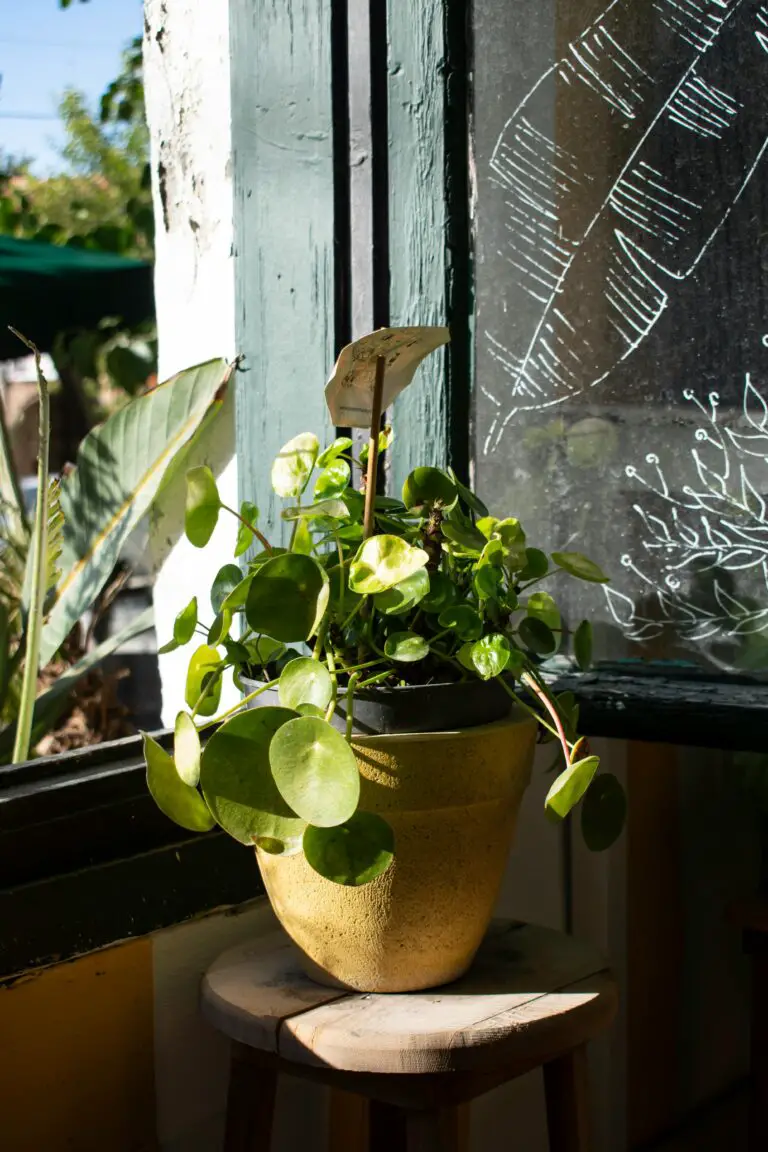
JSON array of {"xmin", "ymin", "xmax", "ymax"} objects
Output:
[
  {"xmin": 484, "ymin": 0, "xmax": 768, "ymax": 452},
  {"xmin": 606, "ymin": 374, "xmax": 768, "ymax": 644}
]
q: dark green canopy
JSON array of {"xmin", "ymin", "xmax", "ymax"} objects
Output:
[{"xmin": 0, "ymin": 235, "xmax": 154, "ymax": 360}]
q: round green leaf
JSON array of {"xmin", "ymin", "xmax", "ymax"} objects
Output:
[
  {"xmin": 402, "ymin": 466, "xmax": 457, "ymax": 511},
  {"xmin": 144, "ymin": 732, "xmax": 214, "ymax": 832},
  {"xmin": 211, "ymin": 564, "xmax": 243, "ymax": 614},
  {"xmin": 438, "ymin": 605, "xmax": 483, "ymax": 641},
  {"xmin": 296, "ymin": 703, "xmax": 326, "ymax": 718},
  {"xmin": 317, "ymin": 436, "xmax": 353, "ymax": 468},
  {"xmin": 200, "ymin": 706, "xmax": 304, "ymax": 845},
  {"xmin": 441, "ymin": 519, "xmax": 486, "ymax": 553},
  {"xmin": 527, "ymin": 591, "xmax": 561, "ymax": 632},
  {"xmin": 159, "ymin": 596, "xmax": 198, "ymax": 653},
  {"xmin": 580, "ymin": 773, "xmax": 626, "ymax": 851},
  {"xmin": 468, "ymin": 633, "xmax": 510, "ymax": 680},
  {"xmin": 221, "ymin": 572, "xmax": 254, "ymax": 612},
  {"xmin": 448, "ymin": 468, "xmax": 489, "ymax": 516},
  {"xmin": 174, "ymin": 711, "xmax": 201, "ymax": 787},
  {"xmin": 278, "ymin": 657, "xmax": 334, "ymax": 711},
  {"xmin": 518, "ymin": 548, "xmax": 549, "ymax": 581},
  {"xmin": 493, "ymin": 518, "xmax": 527, "ymax": 569},
  {"xmin": 303, "ymin": 811, "xmax": 394, "ymax": 886},
  {"xmin": 349, "ymin": 535, "xmax": 429, "ymax": 595},
  {"xmin": 545, "ymin": 755, "xmax": 600, "ymax": 821},
  {"xmin": 552, "ymin": 551, "xmax": 609, "ymax": 583},
  {"xmin": 245, "ymin": 553, "xmax": 329, "ymax": 641},
  {"xmin": 185, "ymin": 644, "xmax": 223, "ymax": 716},
  {"xmin": 384, "ymin": 631, "xmax": 430, "ymax": 662},
  {"xmin": 185, "ymin": 466, "xmax": 221, "ymax": 548},
  {"xmin": 373, "ymin": 567, "xmax": 430, "ymax": 616},
  {"xmin": 235, "ymin": 501, "xmax": 260, "ymax": 558},
  {"xmin": 271, "ymin": 432, "xmax": 319, "ymax": 498},
  {"xmin": 291, "ymin": 515, "xmax": 314, "ymax": 556},
  {"xmin": 224, "ymin": 638, "xmax": 250, "ymax": 665},
  {"xmin": 269, "ymin": 716, "xmax": 360, "ymax": 827},
  {"xmin": 421, "ymin": 571, "xmax": 458, "ymax": 613},
  {"xmin": 518, "ymin": 616, "xmax": 557, "ymax": 656},
  {"xmin": 207, "ymin": 609, "xmax": 231, "ymax": 646},
  {"xmin": 574, "ymin": 620, "xmax": 593, "ymax": 671},
  {"xmin": 473, "ymin": 565, "xmax": 501, "ymax": 601},
  {"xmin": 314, "ymin": 460, "xmax": 351, "ymax": 501}
]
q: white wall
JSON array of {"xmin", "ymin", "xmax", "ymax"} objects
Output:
[{"xmin": 144, "ymin": 0, "xmax": 239, "ymax": 723}]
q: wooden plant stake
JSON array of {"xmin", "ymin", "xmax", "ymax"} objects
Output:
[{"xmin": 362, "ymin": 355, "xmax": 386, "ymax": 540}]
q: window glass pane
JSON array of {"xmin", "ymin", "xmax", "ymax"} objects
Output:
[{"xmin": 473, "ymin": 0, "xmax": 768, "ymax": 674}]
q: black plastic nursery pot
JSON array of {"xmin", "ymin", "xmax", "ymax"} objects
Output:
[{"xmin": 241, "ymin": 673, "xmax": 512, "ymax": 734}]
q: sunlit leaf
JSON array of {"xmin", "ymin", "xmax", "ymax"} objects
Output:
[
  {"xmin": 527, "ymin": 591, "xmax": 561, "ymax": 632},
  {"xmin": 317, "ymin": 437, "xmax": 353, "ymax": 468},
  {"xmin": 384, "ymin": 631, "xmax": 429, "ymax": 662},
  {"xmin": 545, "ymin": 755, "xmax": 599, "ymax": 821},
  {"xmin": 373, "ymin": 567, "xmax": 430, "ymax": 615},
  {"xmin": 245, "ymin": 553, "xmax": 329, "ymax": 641},
  {"xmin": 159, "ymin": 596, "xmax": 198, "ymax": 654},
  {"xmin": 200, "ymin": 707, "xmax": 305, "ymax": 845},
  {"xmin": 174, "ymin": 711, "xmax": 201, "ymax": 787},
  {"xmin": 144, "ymin": 732, "xmax": 214, "ymax": 833},
  {"xmin": 211, "ymin": 563, "xmax": 243, "ymax": 614},
  {"xmin": 349, "ymin": 535, "xmax": 429, "ymax": 595},
  {"xmin": 185, "ymin": 465, "xmax": 220, "ymax": 547},
  {"xmin": 235, "ymin": 501, "xmax": 260, "ymax": 558},
  {"xmin": 269, "ymin": 716, "xmax": 360, "ymax": 827},
  {"xmin": 278, "ymin": 657, "xmax": 334, "ymax": 711},
  {"xmin": 185, "ymin": 644, "xmax": 222, "ymax": 715},
  {"xmin": 463, "ymin": 633, "xmax": 510, "ymax": 680},
  {"xmin": 315, "ymin": 460, "xmax": 351, "ymax": 501},
  {"xmin": 271, "ymin": 433, "xmax": 319, "ymax": 498},
  {"xmin": 282, "ymin": 499, "xmax": 348, "ymax": 521},
  {"xmin": 402, "ymin": 466, "xmax": 457, "ymax": 512}
]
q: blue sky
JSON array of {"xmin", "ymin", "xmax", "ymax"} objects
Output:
[{"xmin": 1, "ymin": 0, "xmax": 143, "ymax": 175}]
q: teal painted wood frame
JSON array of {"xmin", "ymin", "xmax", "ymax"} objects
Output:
[
  {"xmin": 386, "ymin": 0, "xmax": 472, "ymax": 497},
  {"xmin": 230, "ymin": 0, "xmax": 341, "ymax": 539},
  {"xmin": 230, "ymin": 0, "xmax": 471, "ymax": 516}
]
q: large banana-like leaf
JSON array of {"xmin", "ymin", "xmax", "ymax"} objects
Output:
[
  {"xmin": 0, "ymin": 390, "xmax": 28, "ymax": 547},
  {"xmin": 483, "ymin": 0, "xmax": 768, "ymax": 449},
  {"xmin": 38, "ymin": 359, "xmax": 231, "ymax": 668},
  {"xmin": 0, "ymin": 605, "xmax": 155, "ymax": 764}
]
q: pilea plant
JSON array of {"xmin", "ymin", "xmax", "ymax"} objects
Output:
[{"xmin": 145, "ymin": 427, "xmax": 626, "ymax": 885}]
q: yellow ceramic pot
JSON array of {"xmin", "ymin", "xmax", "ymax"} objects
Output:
[{"xmin": 257, "ymin": 708, "xmax": 536, "ymax": 992}]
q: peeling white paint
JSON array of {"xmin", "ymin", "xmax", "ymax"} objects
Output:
[{"xmin": 144, "ymin": 0, "xmax": 238, "ymax": 722}]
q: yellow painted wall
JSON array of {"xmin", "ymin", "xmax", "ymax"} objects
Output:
[{"xmin": 0, "ymin": 939, "xmax": 156, "ymax": 1152}]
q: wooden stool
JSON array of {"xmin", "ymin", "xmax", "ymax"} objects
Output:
[{"xmin": 201, "ymin": 919, "xmax": 618, "ymax": 1152}]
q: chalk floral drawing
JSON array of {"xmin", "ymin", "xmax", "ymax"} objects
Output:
[
  {"xmin": 483, "ymin": 0, "xmax": 768, "ymax": 452},
  {"xmin": 606, "ymin": 373, "xmax": 768, "ymax": 643}
]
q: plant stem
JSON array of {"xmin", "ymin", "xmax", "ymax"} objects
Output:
[
  {"xmin": 362, "ymin": 355, "xmax": 386, "ymax": 541},
  {"xmin": 345, "ymin": 672, "xmax": 360, "ymax": 741},
  {"xmin": 220, "ymin": 502, "xmax": 273, "ymax": 554},
  {"xmin": 12, "ymin": 336, "xmax": 50, "ymax": 764},
  {"xmin": 197, "ymin": 677, "xmax": 280, "ymax": 730},
  {"xmin": 520, "ymin": 671, "xmax": 573, "ymax": 761},
  {"xmin": 497, "ymin": 676, "xmax": 560, "ymax": 742}
]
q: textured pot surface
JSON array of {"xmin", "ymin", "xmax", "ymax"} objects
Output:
[
  {"xmin": 242, "ymin": 674, "xmax": 513, "ymax": 734},
  {"xmin": 257, "ymin": 709, "xmax": 537, "ymax": 992}
]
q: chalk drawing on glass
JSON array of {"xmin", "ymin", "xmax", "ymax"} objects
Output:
[
  {"xmin": 483, "ymin": 0, "xmax": 768, "ymax": 453},
  {"xmin": 606, "ymin": 372, "xmax": 768, "ymax": 644}
]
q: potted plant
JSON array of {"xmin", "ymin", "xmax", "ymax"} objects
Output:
[{"xmin": 144, "ymin": 327, "xmax": 625, "ymax": 993}]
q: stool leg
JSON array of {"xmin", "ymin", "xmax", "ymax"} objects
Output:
[
  {"xmin": 223, "ymin": 1041, "xmax": 278, "ymax": 1152},
  {"xmin": 369, "ymin": 1101, "xmax": 463, "ymax": 1152},
  {"xmin": 543, "ymin": 1045, "xmax": 590, "ymax": 1152}
]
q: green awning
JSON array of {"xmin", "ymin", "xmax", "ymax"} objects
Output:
[{"xmin": 0, "ymin": 235, "xmax": 154, "ymax": 360}]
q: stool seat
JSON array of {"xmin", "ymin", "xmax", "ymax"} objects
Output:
[{"xmin": 201, "ymin": 919, "xmax": 617, "ymax": 1151}]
